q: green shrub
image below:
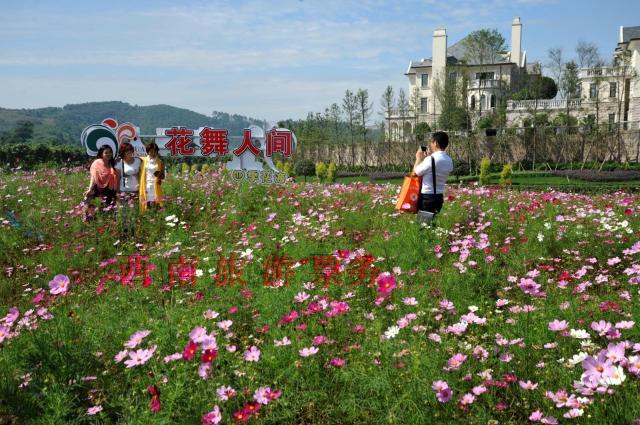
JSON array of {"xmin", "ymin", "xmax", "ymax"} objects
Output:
[
  {"xmin": 201, "ymin": 163, "xmax": 211, "ymax": 174},
  {"xmin": 283, "ymin": 162, "xmax": 293, "ymax": 176},
  {"xmin": 180, "ymin": 162, "xmax": 190, "ymax": 175},
  {"xmin": 190, "ymin": 163, "xmax": 200, "ymax": 174},
  {"xmin": 294, "ymin": 159, "xmax": 315, "ymax": 181},
  {"xmin": 499, "ymin": 164, "xmax": 513, "ymax": 185},
  {"xmin": 327, "ymin": 162, "xmax": 336, "ymax": 183},
  {"xmin": 315, "ymin": 161, "xmax": 327, "ymax": 182},
  {"xmin": 479, "ymin": 157, "xmax": 491, "ymax": 185}
]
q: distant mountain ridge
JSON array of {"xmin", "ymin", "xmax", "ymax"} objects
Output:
[{"xmin": 0, "ymin": 101, "xmax": 269, "ymax": 145}]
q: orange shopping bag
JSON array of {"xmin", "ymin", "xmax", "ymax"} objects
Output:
[{"xmin": 395, "ymin": 174, "xmax": 421, "ymax": 214}]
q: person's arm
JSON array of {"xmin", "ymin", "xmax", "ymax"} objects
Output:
[
  {"xmin": 413, "ymin": 148, "xmax": 429, "ymax": 176},
  {"xmin": 84, "ymin": 175, "xmax": 95, "ymax": 197},
  {"xmin": 84, "ymin": 161, "xmax": 96, "ymax": 197}
]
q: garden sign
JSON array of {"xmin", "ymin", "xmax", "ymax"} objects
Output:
[{"xmin": 80, "ymin": 118, "xmax": 297, "ymax": 184}]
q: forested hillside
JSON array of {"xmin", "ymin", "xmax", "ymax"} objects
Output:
[{"xmin": 0, "ymin": 101, "xmax": 269, "ymax": 145}]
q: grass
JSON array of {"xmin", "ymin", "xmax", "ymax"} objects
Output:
[{"xmin": 0, "ymin": 166, "xmax": 639, "ymax": 424}]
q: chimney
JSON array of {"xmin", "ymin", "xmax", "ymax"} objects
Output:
[
  {"xmin": 432, "ymin": 28, "xmax": 447, "ymax": 113},
  {"xmin": 432, "ymin": 28, "xmax": 447, "ymax": 78},
  {"xmin": 620, "ymin": 26, "xmax": 624, "ymax": 43},
  {"xmin": 511, "ymin": 17, "xmax": 522, "ymax": 67}
]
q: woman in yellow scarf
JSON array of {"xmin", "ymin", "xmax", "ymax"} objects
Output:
[{"xmin": 139, "ymin": 142, "xmax": 165, "ymax": 212}]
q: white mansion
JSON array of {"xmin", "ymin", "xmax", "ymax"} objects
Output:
[{"xmin": 388, "ymin": 19, "xmax": 640, "ymax": 136}]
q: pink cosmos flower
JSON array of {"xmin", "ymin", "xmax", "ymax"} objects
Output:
[
  {"xmin": 87, "ymin": 405, "xmax": 103, "ymax": 415},
  {"xmin": 299, "ymin": 346, "xmax": 319, "ymax": 357},
  {"xmin": 244, "ymin": 346, "xmax": 261, "ymax": 362},
  {"xmin": 274, "ymin": 336, "xmax": 291, "ymax": 346},
  {"xmin": 519, "ymin": 380, "xmax": 538, "ymax": 390},
  {"xmin": 582, "ymin": 352, "xmax": 616, "ymax": 384},
  {"xmin": 31, "ymin": 292, "xmax": 45, "ymax": 304},
  {"xmin": 163, "ymin": 352, "xmax": 182, "ymax": 363},
  {"xmin": 472, "ymin": 385, "xmax": 487, "ymax": 395},
  {"xmin": 202, "ymin": 405, "xmax": 222, "ymax": 424},
  {"xmin": 591, "ymin": 320, "xmax": 612, "ymax": 336},
  {"xmin": 253, "ymin": 387, "xmax": 272, "ymax": 405},
  {"xmin": 201, "ymin": 336, "xmax": 218, "ymax": 351},
  {"xmin": 217, "ymin": 320, "xmax": 233, "ymax": 331},
  {"xmin": 114, "ymin": 350, "xmax": 128, "ymax": 363},
  {"xmin": 124, "ymin": 345, "xmax": 156, "ymax": 368},
  {"xmin": 49, "ymin": 274, "xmax": 70, "ymax": 295},
  {"xmin": 548, "ymin": 320, "xmax": 568, "ymax": 331},
  {"xmin": 198, "ymin": 363, "xmax": 211, "ymax": 379},
  {"xmin": 444, "ymin": 353, "xmax": 467, "ymax": 371},
  {"xmin": 125, "ymin": 330, "xmax": 151, "ymax": 349},
  {"xmin": 432, "ymin": 380, "xmax": 452, "ymax": 403},
  {"xmin": 330, "ymin": 357, "xmax": 346, "ymax": 367},
  {"xmin": 459, "ymin": 393, "xmax": 475, "ymax": 405},
  {"xmin": 189, "ymin": 327, "xmax": 208, "ymax": 343},
  {"xmin": 529, "ymin": 410, "xmax": 543, "ymax": 421},
  {"xmin": 216, "ymin": 385, "xmax": 237, "ymax": 401}
]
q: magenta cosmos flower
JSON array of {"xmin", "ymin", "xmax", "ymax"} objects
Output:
[
  {"xmin": 376, "ymin": 272, "xmax": 396, "ymax": 295},
  {"xmin": 202, "ymin": 405, "xmax": 222, "ymax": 424},
  {"xmin": 49, "ymin": 274, "xmax": 70, "ymax": 295}
]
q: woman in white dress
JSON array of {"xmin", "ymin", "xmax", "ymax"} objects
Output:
[{"xmin": 114, "ymin": 142, "xmax": 141, "ymax": 233}]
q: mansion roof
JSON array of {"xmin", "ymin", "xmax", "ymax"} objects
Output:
[
  {"xmin": 407, "ymin": 36, "xmax": 515, "ymax": 74},
  {"xmin": 621, "ymin": 26, "xmax": 640, "ymax": 44}
]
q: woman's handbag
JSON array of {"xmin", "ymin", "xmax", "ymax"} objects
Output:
[{"xmin": 395, "ymin": 172, "xmax": 421, "ymax": 214}]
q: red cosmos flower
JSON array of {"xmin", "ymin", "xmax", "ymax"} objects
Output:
[
  {"xmin": 501, "ymin": 246, "xmax": 510, "ymax": 254},
  {"xmin": 232, "ymin": 410, "xmax": 250, "ymax": 423},
  {"xmin": 624, "ymin": 208, "xmax": 633, "ymax": 215},
  {"xmin": 243, "ymin": 402, "xmax": 261, "ymax": 416},
  {"xmin": 147, "ymin": 385, "xmax": 161, "ymax": 413},
  {"xmin": 448, "ymin": 195, "xmax": 455, "ymax": 202},
  {"xmin": 183, "ymin": 340, "xmax": 198, "ymax": 360},
  {"xmin": 495, "ymin": 400, "xmax": 508, "ymax": 411},
  {"xmin": 201, "ymin": 349, "xmax": 218, "ymax": 363},
  {"xmin": 502, "ymin": 374, "xmax": 518, "ymax": 384},
  {"xmin": 233, "ymin": 402, "xmax": 261, "ymax": 423}
]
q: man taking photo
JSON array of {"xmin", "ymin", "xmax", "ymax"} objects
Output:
[{"xmin": 413, "ymin": 131, "xmax": 454, "ymax": 216}]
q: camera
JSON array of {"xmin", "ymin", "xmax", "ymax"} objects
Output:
[{"xmin": 420, "ymin": 145, "xmax": 427, "ymax": 152}]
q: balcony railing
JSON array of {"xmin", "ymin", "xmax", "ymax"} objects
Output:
[
  {"xmin": 506, "ymin": 99, "xmax": 582, "ymax": 111},
  {"xmin": 578, "ymin": 67, "xmax": 628, "ymax": 78},
  {"xmin": 469, "ymin": 79, "xmax": 504, "ymax": 89}
]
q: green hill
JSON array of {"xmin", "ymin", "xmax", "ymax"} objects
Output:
[{"xmin": 0, "ymin": 101, "xmax": 269, "ymax": 145}]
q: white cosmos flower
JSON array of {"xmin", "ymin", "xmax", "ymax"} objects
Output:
[{"xmin": 384, "ymin": 325, "xmax": 400, "ymax": 340}]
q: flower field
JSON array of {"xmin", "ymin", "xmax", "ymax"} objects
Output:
[{"xmin": 1, "ymin": 166, "xmax": 640, "ymax": 424}]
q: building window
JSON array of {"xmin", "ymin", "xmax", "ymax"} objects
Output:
[
  {"xmin": 608, "ymin": 113, "xmax": 616, "ymax": 131},
  {"xmin": 420, "ymin": 98, "xmax": 428, "ymax": 113},
  {"xmin": 421, "ymin": 74, "xmax": 429, "ymax": 88},
  {"xmin": 609, "ymin": 82, "xmax": 617, "ymax": 98},
  {"xmin": 589, "ymin": 83, "xmax": 597, "ymax": 99},
  {"xmin": 470, "ymin": 95, "xmax": 476, "ymax": 110},
  {"xmin": 490, "ymin": 95, "xmax": 496, "ymax": 108},
  {"xmin": 480, "ymin": 94, "xmax": 486, "ymax": 110}
]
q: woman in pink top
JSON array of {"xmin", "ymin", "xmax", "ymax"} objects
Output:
[{"xmin": 83, "ymin": 145, "xmax": 120, "ymax": 220}]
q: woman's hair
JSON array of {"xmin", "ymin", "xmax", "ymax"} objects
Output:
[
  {"xmin": 146, "ymin": 142, "xmax": 159, "ymax": 154},
  {"xmin": 118, "ymin": 142, "xmax": 134, "ymax": 159},
  {"xmin": 96, "ymin": 145, "xmax": 115, "ymax": 167}
]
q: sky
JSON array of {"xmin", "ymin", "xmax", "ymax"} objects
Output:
[{"xmin": 1, "ymin": 0, "xmax": 639, "ymax": 124}]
